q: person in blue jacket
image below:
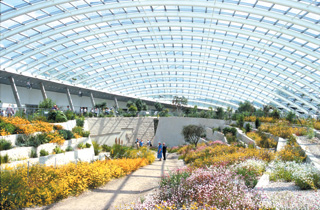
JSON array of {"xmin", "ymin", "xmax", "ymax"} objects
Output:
[{"xmin": 157, "ymin": 142, "xmax": 162, "ymax": 161}]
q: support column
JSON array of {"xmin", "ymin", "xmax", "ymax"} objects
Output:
[
  {"xmin": 66, "ymin": 88, "xmax": 75, "ymax": 111},
  {"xmin": 90, "ymin": 92, "xmax": 95, "ymax": 108},
  {"xmin": 9, "ymin": 76, "xmax": 22, "ymax": 108},
  {"xmin": 40, "ymin": 82, "xmax": 47, "ymax": 100},
  {"xmin": 114, "ymin": 97, "xmax": 119, "ymax": 110}
]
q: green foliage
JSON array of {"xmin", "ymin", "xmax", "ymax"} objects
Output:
[
  {"xmin": 39, "ymin": 149, "xmax": 49, "ymax": 157},
  {"xmin": 286, "ymin": 111, "xmax": 296, "ymax": 123},
  {"xmin": 237, "ymin": 101, "xmax": 256, "ymax": 113},
  {"xmin": 110, "ymin": 144, "xmax": 131, "ymax": 158},
  {"xmin": 30, "ymin": 150, "xmax": 38, "ymax": 158},
  {"xmin": 255, "ymin": 118, "xmax": 261, "ymax": 129},
  {"xmin": 92, "ymin": 141, "xmax": 101, "ymax": 155},
  {"xmin": 64, "ymin": 110, "xmax": 76, "ymax": 120},
  {"xmin": 66, "ymin": 146, "xmax": 74, "ymax": 152},
  {"xmin": 76, "ymin": 119, "xmax": 84, "ymax": 127},
  {"xmin": 181, "ymin": 124, "xmax": 205, "ymax": 147},
  {"xmin": 0, "ymin": 122, "xmax": 17, "ymax": 134},
  {"xmin": 82, "ymin": 131, "xmax": 90, "ymax": 137},
  {"xmin": 237, "ymin": 114, "xmax": 245, "ymax": 128},
  {"xmin": 154, "ymin": 102, "xmax": 163, "ymax": 112},
  {"xmin": 48, "ymin": 110, "xmax": 67, "ymax": 123},
  {"xmin": 39, "ymin": 98, "xmax": 55, "ymax": 109},
  {"xmin": 16, "ymin": 134, "xmax": 50, "ymax": 147},
  {"xmin": 85, "ymin": 143, "xmax": 91, "ymax": 148},
  {"xmin": 53, "ymin": 146, "xmax": 64, "ymax": 154},
  {"xmin": 245, "ymin": 123, "xmax": 252, "ymax": 133},
  {"xmin": 77, "ymin": 143, "xmax": 85, "ymax": 149},
  {"xmin": 101, "ymin": 144, "xmax": 112, "ymax": 152},
  {"xmin": 0, "ymin": 139, "xmax": 13, "ymax": 151},
  {"xmin": 0, "ymin": 154, "xmax": 9, "ymax": 164},
  {"xmin": 58, "ymin": 129, "xmax": 74, "ymax": 140},
  {"xmin": 222, "ymin": 127, "xmax": 237, "ymax": 136},
  {"xmin": 72, "ymin": 126, "xmax": 84, "ymax": 136},
  {"xmin": 215, "ymin": 107, "xmax": 224, "ymax": 119}
]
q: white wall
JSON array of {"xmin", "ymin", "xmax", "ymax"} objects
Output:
[{"xmin": 154, "ymin": 117, "xmax": 230, "ymax": 146}]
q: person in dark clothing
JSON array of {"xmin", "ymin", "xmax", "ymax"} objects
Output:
[{"xmin": 162, "ymin": 143, "xmax": 167, "ymax": 160}]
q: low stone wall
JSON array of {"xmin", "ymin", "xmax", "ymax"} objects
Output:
[
  {"xmin": 276, "ymin": 137, "xmax": 287, "ymax": 151},
  {"xmin": 54, "ymin": 120, "xmax": 89, "ymax": 131},
  {"xmin": 236, "ymin": 128, "xmax": 255, "ymax": 146},
  {"xmin": 212, "ymin": 131, "xmax": 227, "ymax": 144},
  {"xmin": 0, "ymin": 137, "xmax": 93, "ymax": 165},
  {"xmin": 2, "ymin": 147, "xmax": 94, "ymax": 168}
]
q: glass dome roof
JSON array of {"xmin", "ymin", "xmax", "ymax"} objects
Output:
[{"xmin": 1, "ymin": 0, "xmax": 319, "ymax": 114}]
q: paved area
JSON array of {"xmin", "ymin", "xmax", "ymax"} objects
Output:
[{"xmin": 26, "ymin": 153, "xmax": 183, "ymax": 210}]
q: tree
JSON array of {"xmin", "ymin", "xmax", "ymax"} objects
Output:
[
  {"xmin": 126, "ymin": 100, "xmax": 134, "ymax": 108},
  {"xmin": 237, "ymin": 101, "xmax": 256, "ymax": 114},
  {"xmin": 154, "ymin": 102, "xmax": 163, "ymax": 112},
  {"xmin": 172, "ymin": 96, "xmax": 188, "ymax": 113},
  {"xmin": 215, "ymin": 107, "xmax": 224, "ymax": 119},
  {"xmin": 181, "ymin": 125, "xmax": 205, "ymax": 147},
  {"xmin": 135, "ymin": 99, "xmax": 143, "ymax": 112}
]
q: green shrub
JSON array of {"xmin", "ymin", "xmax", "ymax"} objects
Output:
[
  {"xmin": 39, "ymin": 149, "xmax": 49, "ymax": 156},
  {"xmin": 0, "ymin": 139, "xmax": 13, "ymax": 151},
  {"xmin": 72, "ymin": 126, "xmax": 83, "ymax": 136},
  {"xmin": 92, "ymin": 141, "xmax": 101, "ymax": 155},
  {"xmin": 85, "ymin": 143, "xmax": 91, "ymax": 148},
  {"xmin": 30, "ymin": 150, "xmax": 38, "ymax": 158},
  {"xmin": 101, "ymin": 144, "xmax": 111, "ymax": 152},
  {"xmin": 58, "ymin": 130, "xmax": 74, "ymax": 140},
  {"xmin": 77, "ymin": 143, "xmax": 85, "ymax": 149},
  {"xmin": 64, "ymin": 110, "xmax": 76, "ymax": 120},
  {"xmin": 222, "ymin": 127, "xmax": 237, "ymax": 136},
  {"xmin": 255, "ymin": 118, "xmax": 261, "ymax": 129},
  {"xmin": 53, "ymin": 146, "xmax": 64, "ymax": 154},
  {"xmin": 76, "ymin": 119, "xmax": 84, "ymax": 127},
  {"xmin": 0, "ymin": 154, "xmax": 9, "ymax": 164},
  {"xmin": 48, "ymin": 110, "xmax": 67, "ymax": 123},
  {"xmin": 66, "ymin": 146, "xmax": 74, "ymax": 152},
  {"xmin": 0, "ymin": 122, "xmax": 17, "ymax": 134},
  {"xmin": 82, "ymin": 131, "xmax": 90, "ymax": 137},
  {"xmin": 245, "ymin": 123, "xmax": 252, "ymax": 133}
]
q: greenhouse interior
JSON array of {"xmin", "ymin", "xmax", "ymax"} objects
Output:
[{"xmin": 0, "ymin": 0, "xmax": 320, "ymax": 209}]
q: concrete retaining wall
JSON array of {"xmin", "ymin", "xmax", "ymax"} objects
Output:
[
  {"xmin": 87, "ymin": 117, "xmax": 155, "ymax": 146},
  {"xmin": 154, "ymin": 117, "xmax": 230, "ymax": 146},
  {"xmin": 0, "ymin": 137, "xmax": 92, "ymax": 162},
  {"xmin": 236, "ymin": 128, "xmax": 256, "ymax": 146}
]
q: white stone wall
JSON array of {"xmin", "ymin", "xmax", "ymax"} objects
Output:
[
  {"xmin": 0, "ymin": 137, "xmax": 93, "ymax": 163},
  {"xmin": 87, "ymin": 117, "xmax": 155, "ymax": 146},
  {"xmin": 154, "ymin": 117, "xmax": 230, "ymax": 146},
  {"xmin": 236, "ymin": 128, "xmax": 256, "ymax": 146}
]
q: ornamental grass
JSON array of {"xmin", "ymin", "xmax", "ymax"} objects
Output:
[{"xmin": 0, "ymin": 158, "xmax": 150, "ymax": 210}]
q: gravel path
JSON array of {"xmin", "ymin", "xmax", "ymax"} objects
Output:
[{"xmin": 24, "ymin": 153, "xmax": 184, "ymax": 210}]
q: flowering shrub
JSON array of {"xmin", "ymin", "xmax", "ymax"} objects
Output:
[
  {"xmin": 246, "ymin": 131, "xmax": 277, "ymax": 149},
  {"xmin": 232, "ymin": 159, "xmax": 267, "ymax": 188},
  {"xmin": 180, "ymin": 143, "xmax": 274, "ymax": 167},
  {"xmin": 0, "ymin": 158, "xmax": 150, "ymax": 209},
  {"xmin": 259, "ymin": 123, "xmax": 307, "ymax": 139},
  {"xmin": 135, "ymin": 167, "xmax": 263, "ymax": 209},
  {"xmin": 267, "ymin": 161, "xmax": 320, "ymax": 190}
]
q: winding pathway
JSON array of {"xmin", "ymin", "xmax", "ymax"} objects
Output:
[{"xmin": 26, "ymin": 153, "xmax": 183, "ymax": 210}]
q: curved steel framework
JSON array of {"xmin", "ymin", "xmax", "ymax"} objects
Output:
[{"xmin": 1, "ymin": 0, "xmax": 319, "ymax": 114}]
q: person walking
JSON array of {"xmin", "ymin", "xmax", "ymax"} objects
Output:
[
  {"xmin": 162, "ymin": 143, "xmax": 167, "ymax": 160},
  {"xmin": 157, "ymin": 142, "xmax": 162, "ymax": 161}
]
